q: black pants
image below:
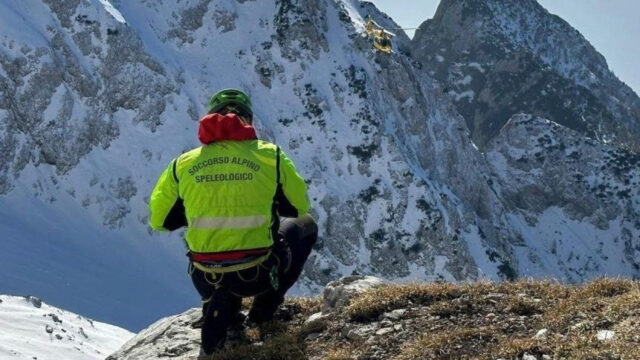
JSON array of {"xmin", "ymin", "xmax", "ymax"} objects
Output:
[{"xmin": 190, "ymin": 215, "xmax": 318, "ymax": 354}]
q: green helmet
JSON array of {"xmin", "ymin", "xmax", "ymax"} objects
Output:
[{"xmin": 207, "ymin": 89, "xmax": 253, "ymax": 118}]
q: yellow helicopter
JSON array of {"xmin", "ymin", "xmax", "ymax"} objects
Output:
[{"xmin": 364, "ymin": 16, "xmax": 417, "ymax": 54}]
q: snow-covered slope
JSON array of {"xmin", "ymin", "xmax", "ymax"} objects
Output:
[
  {"xmin": 0, "ymin": 0, "xmax": 638, "ymax": 332},
  {"xmin": 0, "ymin": 295, "xmax": 132, "ymax": 360},
  {"xmin": 411, "ymin": 0, "xmax": 640, "ymax": 151},
  {"xmin": 486, "ymin": 114, "xmax": 640, "ymax": 281}
]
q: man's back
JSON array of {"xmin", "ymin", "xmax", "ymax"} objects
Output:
[
  {"xmin": 178, "ymin": 140, "xmax": 282, "ymax": 254},
  {"xmin": 149, "ymin": 114, "xmax": 309, "ymax": 255}
]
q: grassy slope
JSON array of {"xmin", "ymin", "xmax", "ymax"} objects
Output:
[{"xmin": 209, "ymin": 279, "xmax": 640, "ymax": 360}]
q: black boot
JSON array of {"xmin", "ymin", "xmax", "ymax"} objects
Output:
[
  {"xmin": 193, "ymin": 311, "xmax": 245, "ymax": 329},
  {"xmin": 247, "ymin": 292, "xmax": 285, "ymax": 325},
  {"xmin": 200, "ymin": 290, "xmax": 241, "ymax": 354}
]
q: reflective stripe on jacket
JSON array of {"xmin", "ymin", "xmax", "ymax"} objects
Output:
[{"xmin": 149, "ymin": 139, "xmax": 310, "ymax": 253}]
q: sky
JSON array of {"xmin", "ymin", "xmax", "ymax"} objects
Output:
[{"xmin": 369, "ymin": 0, "xmax": 640, "ymax": 95}]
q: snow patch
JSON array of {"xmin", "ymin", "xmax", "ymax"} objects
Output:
[
  {"xmin": 98, "ymin": 0, "xmax": 126, "ymax": 23},
  {"xmin": 462, "ymin": 226, "xmax": 500, "ymax": 281},
  {"xmin": 467, "ymin": 62, "xmax": 485, "ymax": 73},
  {"xmin": 449, "ymin": 89, "xmax": 475, "ymax": 102},
  {"xmin": 455, "ymin": 75, "xmax": 472, "ymax": 86}
]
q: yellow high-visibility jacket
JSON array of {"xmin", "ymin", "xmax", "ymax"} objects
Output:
[{"xmin": 149, "ymin": 139, "xmax": 310, "ymax": 254}]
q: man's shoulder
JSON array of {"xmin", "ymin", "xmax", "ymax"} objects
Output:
[
  {"xmin": 177, "ymin": 146, "xmax": 203, "ymax": 160},
  {"xmin": 254, "ymin": 139, "xmax": 279, "ymax": 151},
  {"xmin": 173, "ymin": 147, "xmax": 205, "ymax": 169}
]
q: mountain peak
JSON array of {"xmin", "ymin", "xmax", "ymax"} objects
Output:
[{"xmin": 411, "ymin": 0, "xmax": 640, "ymax": 151}]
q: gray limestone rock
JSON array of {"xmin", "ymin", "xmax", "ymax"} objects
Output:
[
  {"xmin": 322, "ymin": 275, "xmax": 385, "ymax": 312},
  {"xmin": 106, "ymin": 308, "xmax": 201, "ymax": 360}
]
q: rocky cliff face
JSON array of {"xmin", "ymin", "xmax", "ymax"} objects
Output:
[
  {"xmin": 486, "ymin": 114, "xmax": 640, "ymax": 280},
  {"xmin": 0, "ymin": 0, "xmax": 638, "ymax": 331},
  {"xmin": 0, "ymin": 0, "xmax": 172, "ymax": 195},
  {"xmin": 411, "ymin": 0, "xmax": 640, "ymax": 151}
]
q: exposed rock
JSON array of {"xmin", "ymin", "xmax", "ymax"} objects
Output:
[
  {"xmin": 106, "ymin": 308, "xmax": 201, "ymax": 360},
  {"xmin": 304, "ymin": 332, "xmax": 322, "ymax": 341},
  {"xmin": 383, "ymin": 309, "xmax": 406, "ymax": 321},
  {"xmin": 535, "ymin": 328, "xmax": 548, "ymax": 339},
  {"xmin": 25, "ymin": 296, "xmax": 42, "ymax": 308},
  {"xmin": 304, "ymin": 312, "xmax": 328, "ymax": 325},
  {"xmin": 322, "ymin": 275, "xmax": 385, "ymax": 312},
  {"xmin": 346, "ymin": 324, "xmax": 376, "ymax": 342},
  {"xmin": 596, "ymin": 330, "xmax": 615, "ymax": 341},
  {"xmin": 48, "ymin": 313, "xmax": 63, "ymax": 324},
  {"xmin": 375, "ymin": 327, "xmax": 394, "ymax": 336}
]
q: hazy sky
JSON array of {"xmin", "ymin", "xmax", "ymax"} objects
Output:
[{"xmin": 370, "ymin": 0, "xmax": 640, "ymax": 95}]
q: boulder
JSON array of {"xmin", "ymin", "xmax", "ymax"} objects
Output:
[
  {"xmin": 322, "ymin": 275, "xmax": 385, "ymax": 312},
  {"xmin": 106, "ymin": 308, "xmax": 201, "ymax": 360}
]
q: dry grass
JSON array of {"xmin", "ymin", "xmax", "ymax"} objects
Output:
[
  {"xmin": 210, "ymin": 330, "xmax": 306, "ymax": 360},
  {"xmin": 542, "ymin": 278, "xmax": 638, "ymax": 332},
  {"xmin": 346, "ymin": 279, "xmax": 570, "ymax": 322},
  {"xmin": 208, "ymin": 279, "xmax": 640, "ymax": 360},
  {"xmin": 346, "ymin": 282, "xmax": 464, "ymax": 321},
  {"xmin": 487, "ymin": 278, "xmax": 640, "ymax": 360},
  {"xmin": 323, "ymin": 347, "xmax": 355, "ymax": 360},
  {"xmin": 397, "ymin": 326, "xmax": 498, "ymax": 360}
]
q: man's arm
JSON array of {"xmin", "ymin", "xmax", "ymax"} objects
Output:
[
  {"xmin": 274, "ymin": 149, "xmax": 311, "ymax": 217},
  {"xmin": 149, "ymin": 159, "xmax": 187, "ymax": 231}
]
